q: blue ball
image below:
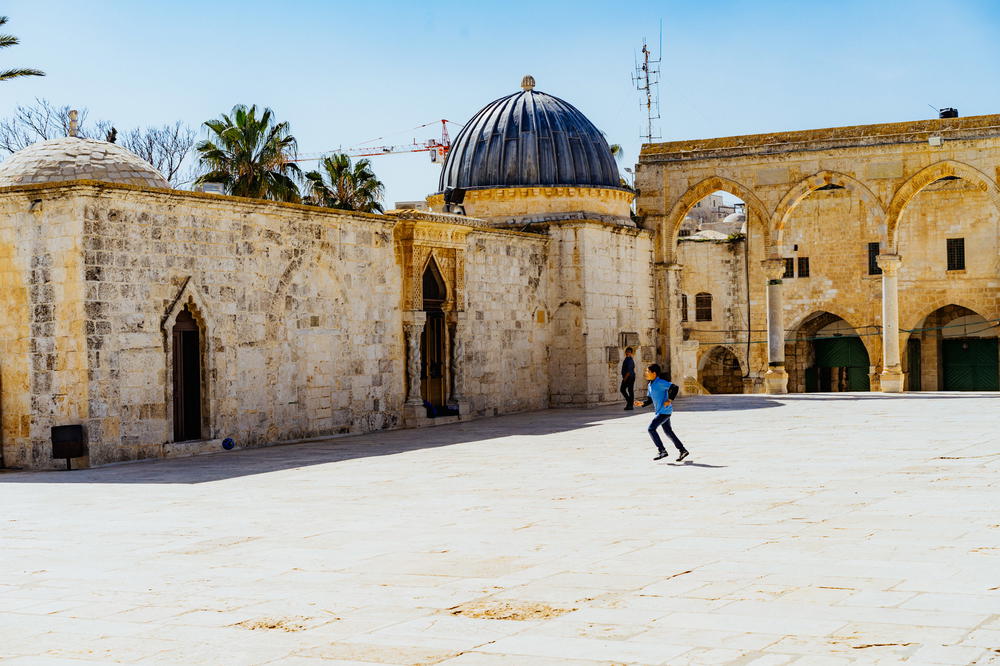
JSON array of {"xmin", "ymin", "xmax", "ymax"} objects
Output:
[{"xmin": 222, "ymin": 437, "xmax": 235, "ymax": 450}]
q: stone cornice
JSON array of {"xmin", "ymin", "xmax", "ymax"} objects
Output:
[{"xmin": 641, "ymin": 113, "xmax": 1000, "ymax": 163}]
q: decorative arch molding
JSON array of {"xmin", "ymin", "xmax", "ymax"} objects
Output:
[
  {"xmin": 264, "ymin": 243, "xmax": 343, "ymax": 341},
  {"xmin": 420, "ymin": 252, "xmax": 450, "ymax": 306},
  {"xmin": 161, "ymin": 276, "xmax": 216, "ymax": 442},
  {"xmin": 770, "ymin": 171, "xmax": 887, "ymax": 251},
  {"xmin": 903, "ymin": 300, "xmax": 995, "ymax": 333},
  {"xmin": 662, "ymin": 176, "xmax": 770, "ymax": 261},
  {"xmin": 162, "ymin": 276, "xmax": 216, "ymax": 334},
  {"xmin": 697, "ymin": 344, "xmax": 748, "ymax": 376},
  {"xmin": 887, "ymin": 160, "xmax": 1000, "ymax": 249},
  {"xmin": 786, "ymin": 308, "xmax": 864, "ymax": 335}
]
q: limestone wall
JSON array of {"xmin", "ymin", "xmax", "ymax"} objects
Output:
[
  {"xmin": 544, "ymin": 221, "xmax": 656, "ymax": 405},
  {"xmin": 2, "ymin": 183, "xmax": 406, "ymax": 468},
  {"xmin": 462, "ymin": 231, "xmax": 550, "ymax": 416}
]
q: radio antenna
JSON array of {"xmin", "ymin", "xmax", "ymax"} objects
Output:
[{"xmin": 632, "ymin": 21, "xmax": 662, "ymax": 143}]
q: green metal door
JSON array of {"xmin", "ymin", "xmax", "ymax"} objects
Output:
[
  {"xmin": 812, "ymin": 337, "xmax": 870, "ymax": 392},
  {"xmin": 907, "ymin": 338, "xmax": 921, "ymax": 391},
  {"xmin": 942, "ymin": 338, "xmax": 999, "ymax": 391}
]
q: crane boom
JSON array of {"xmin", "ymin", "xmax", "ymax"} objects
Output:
[{"xmin": 292, "ymin": 119, "xmax": 456, "ymax": 164}]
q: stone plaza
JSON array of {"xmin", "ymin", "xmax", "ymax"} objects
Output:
[{"xmin": 1, "ymin": 393, "xmax": 998, "ymax": 665}]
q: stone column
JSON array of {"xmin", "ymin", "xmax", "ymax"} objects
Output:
[
  {"xmin": 664, "ymin": 263, "xmax": 685, "ymax": 378},
  {"xmin": 877, "ymin": 254, "xmax": 904, "ymax": 393},
  {"xmin": 762, "ymin": 258, "xmax": 788, "ymax": 394},
  {"xmin": 403, "ymin": 312, "xmax": 426, "ymax": 406},
  {"xmin": 447, "ymin": 311, "xmax": 468, "ymax": 410}
]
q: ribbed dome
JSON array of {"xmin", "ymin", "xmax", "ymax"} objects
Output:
[
  {"xmin": 439, "ymin": 79, "xmax": 622, "ymax": 193},
  {"xmin": 0, "ymin": 137, "xmax": 169, "ymax": 189}
]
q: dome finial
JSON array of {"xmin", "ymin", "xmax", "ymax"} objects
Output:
[
  {"xmin": 520, "ymin": 75, "xmax": 535, "ymax": 91},
  {"xmin": 68, "ymin": 109, "xmax": 79, "ymax": 138}
]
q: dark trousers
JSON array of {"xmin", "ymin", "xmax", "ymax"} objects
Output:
[
  {"xmin": 648, "ymin": 413, "xmax": 686, "ymax": 453},
  {"xmin": 620, "ymin": 378, "xmax": 634, "ymax": 407}
]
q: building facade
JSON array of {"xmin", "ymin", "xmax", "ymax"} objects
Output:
[
  {"xmin": 0, "ymin": 78, "xmax": 655, "ymax": 470},
  {"xmin": 635, "ymin": 114, "xmax": 1000, "ymax": 395}
]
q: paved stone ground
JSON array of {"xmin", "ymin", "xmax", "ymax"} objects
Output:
[{"xmin": 2, "ymin": 393, "xmax": 999, "ymax": 665}]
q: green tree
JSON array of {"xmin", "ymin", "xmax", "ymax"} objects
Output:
[
  {"xmin": 0, "ymin": 16, "xmax": 44, "ymax": 82},
  {"xmin": 194, "ymin": 104, "xmax": 301, "ymax": 202},
  {"xmin": 304, "ymin": 153, "xmax": 385, "ymax": 214}
]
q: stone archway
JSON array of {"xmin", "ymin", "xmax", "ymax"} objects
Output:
[
  {"xmin": 699, "ymin": 346, "xmax": 745, "ymax": 394},
  {"xmin": 662, "ymin": 176, "xmax": 770, "ymax": 262},
  {"xmin": 786, "ymin": 311, "xmax": 872, "ymax": 393},
  {"xmin": 906, "ymin": 304, "xmax": 999, "ymax": 391},
  {"xmin": 421, "ymin": 256, "xmax": 449, "ymax": 410},
  {"xmin": 887, "ymin": 160, "xmax": 1000, "ymax": 250},
  {"xmin": 771, "ymin": 170, "xmax": 888, "ymax": 251}
]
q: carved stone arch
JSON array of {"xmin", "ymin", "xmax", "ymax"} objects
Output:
[
  {"xmin": 421, "ymin": 252, "xmax": 449, "ymax": 306},
  {"xmin": 771, "ymin": 171, "xmax": 887, "ymax": 250},
  {"xmin": 662, "ymin": 176, "xmax": 770, "ymax": 262},
  {"xmin": 904, "ymin": 300, "xmax": 997, "ymax": 333},
  {"xmin": 887, "ymin": 160, "xmax": 1000, "ymax": 250},
  {"xmin": 264, "ymin": 243, "xmax": 339, "ymax": 342},
  {"xmin": 162, "ymin": 277, "xmax": 215, "ymax": 442},
  {"xmin": 697, "ymin": 344, "xmax": 748, "ymax": 375},
  {"xmin": 162, "ymin": 276, "xmax": 215, "ymax": 335}
]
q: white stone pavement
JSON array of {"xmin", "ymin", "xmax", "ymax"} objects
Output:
[{"xmin": 1, "ymin": 393, "xmax": 999, "ymax": 665}]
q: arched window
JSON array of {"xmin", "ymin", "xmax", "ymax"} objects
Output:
[
  {"xmin": 681, "ymin": 294, "xmax": 689, "ymax": 322},
  {"xmin": 695, "ymin": 293, "xmax": 713, "ymax": 322},
  {"xmin": 172, "ymin": 307, "xmax": 202, "ymax": 441}
]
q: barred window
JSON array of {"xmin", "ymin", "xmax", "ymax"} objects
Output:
[
  {"xmin": 695, "ymin": 292, "xmax": 713, "ymax": 322},
  {"xmin": 798, "ymin": 257, "xmax": 810, "ymax": 278},
  {"xmin": 783, "ymin": 258, "xmax": 795, "ymax": 279},
  {"xmin": 868, "ymin": 242, "xmax": 882, "ymax": 275},
  {"xmin": 681, "ymin": 294, "xmax": 688, "ymax": 322},
  {"xmin": 947, "ymin": 238, "xmax": 965, "ymax": 270}
]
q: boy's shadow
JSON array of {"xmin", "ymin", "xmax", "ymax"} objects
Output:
[{"xmin": 666, "ymin": 461, "xmax": 727, "ymax": 468}]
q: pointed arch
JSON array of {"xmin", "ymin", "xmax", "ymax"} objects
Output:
[
  {"xmin": 162, "ymin": 276, "xmax": 215, "ymax": 334},
  {"xmin": 887, "ymin": 160, "xmax": 1000, "ymax": 250},
  {"xmin": 162, "ymin": 278, "xmax": 215, "ymax": 442},
  {"xmin": 421, "ymin": 253, "xmax": 447, "ymax": 304},
  {"xmin": 663, "ymin": 176, "xmax": 770, "ymax": 261},
  {"xmin": 771, "ymin": 171, "xmax": 887, "ymax": 250}
]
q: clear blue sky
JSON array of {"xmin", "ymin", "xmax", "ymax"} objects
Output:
[{"xmin": 3, "ymin": 0, "xmax": 1000, "ymax": 205}]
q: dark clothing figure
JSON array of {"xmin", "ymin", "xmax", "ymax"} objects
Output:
[
  {"xmin": 620, "ymin": 356, "xmax": 635, "ymax": 410},
  {"xmin": 640, "ymin": 377, "xmax": 688, "ymax": 461},
  {"xmin": 647, "ymin": 413, "xmax": 685, "ymax": 454}
]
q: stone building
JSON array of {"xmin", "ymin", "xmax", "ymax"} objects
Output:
[
  {"xmin": 0, "ymin": 77, "xmax": 653, "ymax": 470},
  {"xmin": 636, "ymin": 113, "xmax": 1000, "ymax": 395}
]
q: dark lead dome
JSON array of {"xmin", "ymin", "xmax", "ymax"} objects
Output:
[{"xmin": 439, "ymin": 77, "xmax": 622, "ymax": 193}]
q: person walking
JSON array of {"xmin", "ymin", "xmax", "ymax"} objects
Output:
[
  {"xmin": 635, "ymin": 364, "xmax": 689, "ymax": 462},
  {"xmin": 620, "ymin": 347, "xmax": 636, "ymax": 410}
]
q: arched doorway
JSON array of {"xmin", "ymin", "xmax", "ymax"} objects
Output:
[
  {"xmin": 907, "ymin": 305, "xmax": 999, "ymax": 391},
  {"xmin": 172, "ymin": 307, "xmax": 202, "ymax": 441},
  {"xmin": 786, "ymin": 312, "xmax": 871, "ymax": 393},
  {"xmin": 700, "ymin": 346, "xmax": 744, "ymax": 394},
  {"xmin": 421, "ymin": 259, "xmax": 448, "ymax": 410}
]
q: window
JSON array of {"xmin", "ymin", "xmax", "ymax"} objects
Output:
[
  {"xmin": 868, "ymin": 242, "xmax": 882, "ymax": 275},
  {"xmin": 947, "ymin": 238, "xmax": 965, "ymax": 270},
  {"xmin": 798, "ymin": 257, "xmax": 810, "ymax": 278},
  {"xmin": 681, "ymin": 294, "xmax": 688, "ymax": 322},
  {"xmin": 678, "ymin": 229, "xmax": 691, "ymax": 237},
  {"xmin": 695, "ymin": 293, "xmax": 713, "ymax": 321},
  {"xmin": 783, "ymin": 258, "xmax": 795, "ymax": 279}
]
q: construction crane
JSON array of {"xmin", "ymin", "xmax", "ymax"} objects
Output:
[{"xmin": 292, "ymin": 119, "xmax": 457, "ymax": 165}]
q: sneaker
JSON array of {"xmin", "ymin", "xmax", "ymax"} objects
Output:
[
  {"xmin": 653, "ymin": 450, "xmax": 669, "ymax": 461},
  {"xmin": 677, "ymin": 449, "xmax": 690, "ymax": 462}
]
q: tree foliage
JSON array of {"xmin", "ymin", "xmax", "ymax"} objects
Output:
[
  {"xmin": 194, "ymin": 104, "xmax": 301, "ymax": 202},
  {"xmin": 304, "ymin": 153, "xmax": 385, "ymax": 213},
  {"xmin": 0, "ymin": 16, "xmax": 44, "ymax": 82}
]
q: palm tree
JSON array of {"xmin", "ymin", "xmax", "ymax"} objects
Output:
[
  {"xmin": 609, "ymin": 143, "xmax": 624, "ymax": 161},
  {"xmin": 304, "ymin": 153, "xmax": 385, "ymax": 214},
  {"xmin": 194, "ymin": 104, "xmax": 301, "ymax": 202},
  {"xmin": 1, "ymin": 16, "xmax": 45, "ymax": 81}
]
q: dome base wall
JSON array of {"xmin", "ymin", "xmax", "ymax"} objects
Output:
[{"xmin": 428, "ymin": 186, "xmax": 633, "ymax": 225}]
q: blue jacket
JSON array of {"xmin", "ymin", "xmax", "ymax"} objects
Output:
[{"xmin": 646, "ymin": 377, "xmax": 674, "ymax": 415}]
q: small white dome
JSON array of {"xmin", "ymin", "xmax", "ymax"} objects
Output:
[
  {"xmin": 0, "ymin": 137, "xmax": 169, "ymax": 189},
  {"xmin": 722, "ymin": 212, "xmax": 746, "ymax": 225}
]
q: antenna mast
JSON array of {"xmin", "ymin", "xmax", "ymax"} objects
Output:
[{"xmin": 632, "ymin": 28, "xmax": 662, "ymax": 143}]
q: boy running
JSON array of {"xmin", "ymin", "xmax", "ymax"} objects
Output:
[{"xmin": 635, "ymin": 364, "xmax": 690, "ymax": 462}]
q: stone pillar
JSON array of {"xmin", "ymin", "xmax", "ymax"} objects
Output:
[
  {"xmin": 877, "ymin": 254, "xmax": 904, "ymax": 393},
  {"xmin": 664, "ymin": 263, "xmax": 684, "ymax": 378},
  {"xmin": 679, "ymin": 339, "xmax": 701, "ymax": 394},
  {"xmin": 447, "ymin": 311, "xmax": 468, "ymax": 412},
  {"xmin": 762, "ymin": 258, "xmax": 788, "ymax": 394},
  {"xmin": 403, "ymin": 312, "xmax": 426, "ymax": 406}
]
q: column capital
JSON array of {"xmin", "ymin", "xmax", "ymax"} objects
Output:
[
  {"xmin": 876, "ymin": 254, "xmax": 902, "ymax": 275},
  {"xmin": 666, "ymin": 262, "xmax": 684, "ymax": 273},
  {"xmin": 761, "ymin": 258, "xmax": 786, "ymax": 281},
  {"xmin": 403, "ymin": 311, "xmax": 427, "ymax": 327}
]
